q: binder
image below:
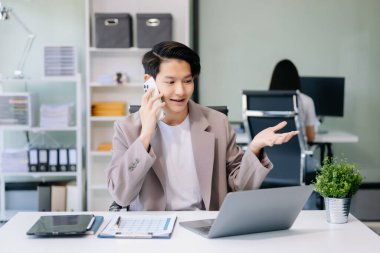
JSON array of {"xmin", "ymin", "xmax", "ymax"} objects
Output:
[
  {"xmin": 58, "ymin": 148, "xmax": 68, "ymax": 172},
  {"xmin": 38, "ymin": 149, "xmax": 48, "ymax": 172},
  {"xmin": 37, "ymin": 185, "xmax": 51, "ymax": 212},
  {"xmin": 66, "ymin": 182, "xmax": 78, "ymax": 212},
  {"xmin": 68, "ymin": 149, "xmax": 77, "ymax": 172},
  {"xmin": 48, "ymin": 149, "xmax": 58, "ymax": 172},
  {"xmin": 51, "ymin": 185, "xmax": 66, "ymax": 211},
  {"xmin": 28, "ymin": 149, "xmax": 38, "ymax": 172}
]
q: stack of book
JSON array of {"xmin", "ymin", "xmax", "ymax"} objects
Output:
[
  {"xmin": 40, "ymin": 104, "xmax": 74, "ymax": 127},
  {"xmin": 91, "ymin": 102, "xmax": 126, "ymax": 116}
]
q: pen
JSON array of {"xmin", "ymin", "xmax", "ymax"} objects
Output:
[{"xmin": 115, "ymin": 216, "xmax": 121, "ymax": 228}]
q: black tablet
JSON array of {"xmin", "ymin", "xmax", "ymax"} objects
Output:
[{"xmin": 27, "ymin": 214, "xmax": 95, "ymax": 236}]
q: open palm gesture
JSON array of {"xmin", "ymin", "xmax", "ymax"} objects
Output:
[{"xmin": 249, "ymin": 121, "xmax": 299, "ymax": 156}]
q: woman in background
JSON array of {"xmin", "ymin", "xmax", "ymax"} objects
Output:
[{"xmin": 269, "ymin": 59, "xmax": 317, "ymax": 142}]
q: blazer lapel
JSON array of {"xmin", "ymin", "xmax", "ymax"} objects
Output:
[
  {"xmin": 150, "ymin": 128, "xmax": 166, "ymax": 192},
  {"xmin": 189, "ymin": 101, "xmax": 215, "ymax": 210}
]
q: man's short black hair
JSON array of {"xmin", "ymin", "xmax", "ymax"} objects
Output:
[{"xmin": 142, "ymin": 41, "xmax": 201, "ymax": 79}]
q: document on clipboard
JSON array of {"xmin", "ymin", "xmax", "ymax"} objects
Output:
[{"xmin": 98, "ymin": 214, "xmax": 177, "ymax": 239}]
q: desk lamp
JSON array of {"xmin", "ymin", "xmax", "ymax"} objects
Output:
[{"xmin": 0, "ymin": 1, "xmax": 35, "ymax": 79}]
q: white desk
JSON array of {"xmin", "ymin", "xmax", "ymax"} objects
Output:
[
  {"xmin": 313, "ymin": 130, "xmax": 359, "ymax": 163},
  {"xmin": 314, "ymin": 130, "xmax": 359, "ymax": 143},
  {"xmin": 0, "ymin": 211, "xmax": 379, "ymax": 253}
]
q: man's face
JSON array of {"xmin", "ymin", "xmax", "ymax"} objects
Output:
[{"xmin": 155, "ymin": 59, "xmax": 194, "ymax": 116}]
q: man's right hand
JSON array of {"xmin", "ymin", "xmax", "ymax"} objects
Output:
[{"xmin": 138, "ymin": 86, "xmax": 165, "ymax": 151}]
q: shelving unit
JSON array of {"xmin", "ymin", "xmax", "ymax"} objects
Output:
[
  {"xmin": 85, "ymin": 0, "xmax": 192, "ymax": 210},
  {"xmin": 0, "ymin": 75, "xmax": 84, "ymax": 221}
]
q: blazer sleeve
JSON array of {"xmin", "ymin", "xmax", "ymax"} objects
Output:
[
  {"xmin": 224, "ymin": 118, "xmax": 273, "ymax": 191},
  {"xmin": 106, "ymin": 120, "xmax": 156, "ymax": 206}
]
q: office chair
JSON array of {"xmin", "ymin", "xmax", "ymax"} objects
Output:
[
  {"xmin": 242, "ymin": 90, "xmax": 313, "ymax": 188},
  {"xmin": 109, "ymin": 104, "xmax": 229, "ymax": 211}
]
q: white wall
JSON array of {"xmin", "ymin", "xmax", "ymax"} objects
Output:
[{"xmin": 199, "ymin": 0, "xmax": 380, "ymax": 178}]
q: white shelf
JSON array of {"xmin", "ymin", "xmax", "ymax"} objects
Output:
[
  {"xmin": 85, "ymin": 0, "xmax": 191, "ymax": 211},
  {"xmin": 90, "ymin": 116, "xmax": 125, "ymax": 122},
  {"xmin": 0, "ymin": 76, "xmax": 79, "ymax": 84},
  {"xmin": 90, "ymin": 82, "xmax": 142, "ymax": 88},
  {"xmin": 91, "ymin": 151, "xmax": 112, "ymax": 157},
  {"xmin": 1, "ymin": 172, "xmax": 77, "ymax": 177},
  {"xmin": 89, "ymin": 47, "xmax": 149, "ymax": 54},
  {"xmin": 91, "ymin": 184, "xmax": 108, "ymax": 190},
  {"xmin": 0, "ymin": 126, "xmax": 78, "ymax": 132},
  {"xmin": 0, "ymin": 73, "xmax": 84, "ymax": 214}
]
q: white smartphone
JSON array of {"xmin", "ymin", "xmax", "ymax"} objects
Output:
[{"xmin": 143, "ymin": 77, "xmax": 165, "ymax": 120}]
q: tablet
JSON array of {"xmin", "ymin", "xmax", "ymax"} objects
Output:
[{"xmin": 27, "ymin": 214, "xmax": 95, "ymax": 236}]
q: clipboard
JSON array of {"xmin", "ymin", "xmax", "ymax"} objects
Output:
[{"xmin": 98, "ymin": 214, "xmax": 177, "ymax": 239}]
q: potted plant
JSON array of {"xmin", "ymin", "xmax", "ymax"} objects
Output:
[{"xmin": 314, "ymin": 156, "xmax": 363, "ymax": 224}]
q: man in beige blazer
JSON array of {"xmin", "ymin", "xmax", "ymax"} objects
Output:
[{"xmin": 106, "ymin": 41, "xmax": 298, "ymax": 211}]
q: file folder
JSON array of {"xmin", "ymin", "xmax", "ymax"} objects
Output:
[
  {"xmin": 37, "ymin": 185, "xmax": 51, "ymax": 212},
  {"xmin": 66, "ymin": 182, "xmax": 78, "ymax": 212},
  {"xmin": 48, "ymin": 149, "xmax": 58, "ymax": 172},
  {"xmin": 38, "ymin": 149, "xmax": 48, "ymax": 172},
  {"xmin": 68, "ymin": 149, "xmax": 77, "ymax": 172},
  {"xmin": 28, "ymin": 149, "xmax": 38, "ymax": 172},
  {"xmin": 51, "ymin": 185, "xmax": 66, "ymax": 211},
  {"xmin": 58, "ymin": 149, "xmax": 68, "ymax": 172}
]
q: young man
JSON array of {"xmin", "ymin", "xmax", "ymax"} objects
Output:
[{"xmin": 106, "ymin": 41, "xmax": 298, "ymax": 211}]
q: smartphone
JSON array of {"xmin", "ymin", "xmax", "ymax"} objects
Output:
[{"xmin": 143, "ymin": 77, "xmax": 165, "ymax": 120}]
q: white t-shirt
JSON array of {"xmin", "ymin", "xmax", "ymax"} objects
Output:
[
  {"xmin": 298, "ymin": 93, "xmax": 318, "ymax": 127},
  {"xmin": 158, "ymin": 116, "xmax": 203, "ymax": 211}
]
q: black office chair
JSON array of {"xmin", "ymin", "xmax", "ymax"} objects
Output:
[
  {"xmin": 109, "ymin": 104, "xmax": 229, "ymax": 211},
  {"xmin": 242, "ymin": 90, "xmax": 313, "ymax": 188}
]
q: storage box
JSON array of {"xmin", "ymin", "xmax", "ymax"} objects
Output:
[
  {"xmin": 0, "ymin": 93, "xmax": 38, "ymax": 127},
  {"xmin": 94, "ymin": 13, "xmax": 133, "ymax": 48},
  {"xmin": 137, "ymin": 13, "xmax": 172, "ymax": 48}
]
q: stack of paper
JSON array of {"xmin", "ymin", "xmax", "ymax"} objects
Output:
[
  {"xmin": 40, "ymin": 104, "xmax": 74, "ymax": 127},
  {"xmin": 92, "ymin": 102, "xmax": 126, "ymax": 116},
  {"xmin": 44, "ymin": 46, "xmax": 77, "ymax": 77},
  {"xmin": 0, "ymin": 149, "xmax": 29, "ymax": 173}
]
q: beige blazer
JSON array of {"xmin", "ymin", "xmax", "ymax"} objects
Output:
[{"xmin": 106, "ymin": 100, "xmax": 273, "ymax": 211}]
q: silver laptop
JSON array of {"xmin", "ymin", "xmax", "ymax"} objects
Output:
[{"xmin": 180, "ymin": 185, "xmax": 314, "ymax": 238}]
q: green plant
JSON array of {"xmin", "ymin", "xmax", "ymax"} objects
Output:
[{"xmin": 314, "ymin": 156, "xmax": 362, "ymax": 198}]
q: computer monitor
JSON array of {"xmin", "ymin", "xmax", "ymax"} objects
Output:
[{"xmin": 300, "ymin": 76, "xmax": 345, "ymax": 117}]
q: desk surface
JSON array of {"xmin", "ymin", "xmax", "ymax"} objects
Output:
[
  {"xmin": 314, "ymin": 130, "xmax": 359, "ymax": 143},
  {"xmin": 0, "ymin": 211, "xmax": 379, "ymax": 253}
]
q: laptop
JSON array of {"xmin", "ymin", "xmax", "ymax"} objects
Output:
[
  {"xmin": 27, "ymin": 214, "xmax": 95, "ymax": 236},
  {"xmin": 180, "ymin": 185, "xmax": 314, "ymax": 238}
]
